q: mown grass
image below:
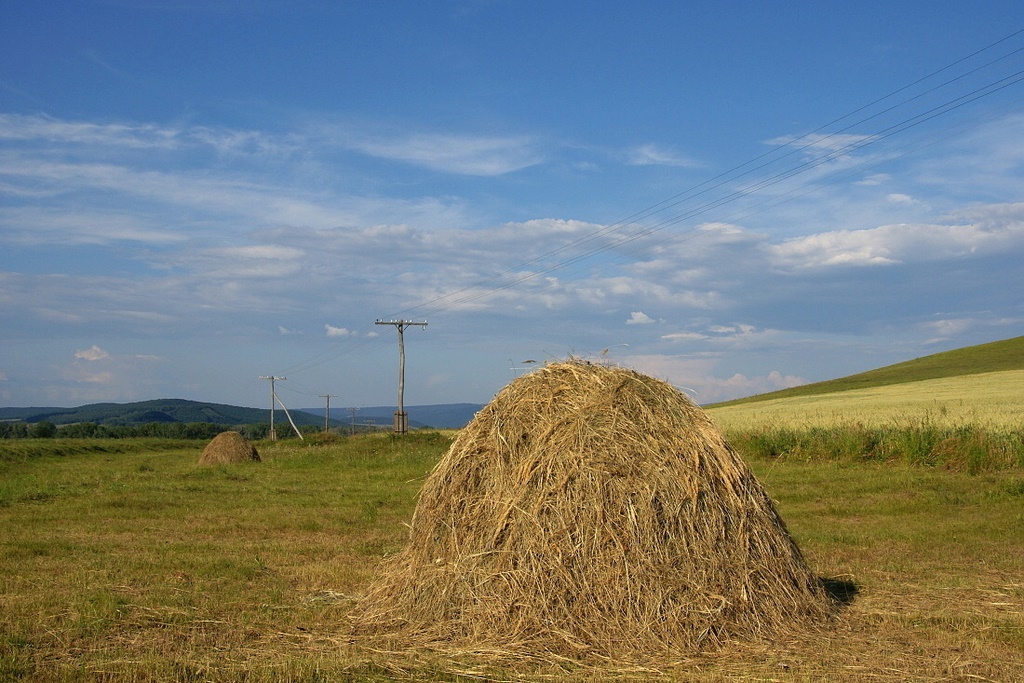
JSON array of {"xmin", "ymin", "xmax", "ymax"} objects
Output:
[
  {"xmin": 1, "ymin": 431, "xmax": 1022, "ymax": 681},
  {"xmin": 0, "ymin": 438, "xmax": 195, "ymax": 462},
  {"xmin": 0, "ymin": 432, "xmax": 447, "ymax": 682}
]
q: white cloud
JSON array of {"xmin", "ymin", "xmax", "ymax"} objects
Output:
[
  {"xmin": 660, "ymin": 324, "xmax": 780, "ymax": 349},
  {"xmin": 917, "ymin": 314, "xmax": 1024, "ymax": 346},
  {"xmin": 74, "ymin": 345, "xmax": 110, "ymax": 361},
  {"xmin": 717, "ymin": 370, "xmax": 806, "ymax": 398},
  {"xmin": 768, "ymin": 217, "xmax": 1024, "ymax": 270},
  {"xmin": 887, "ymin": 193, "xmax": 918, "ymax": 204},
  {"xmin": 627, "ymin": 144, "xmax": 698, "ymax": 168},
  {"xmin": 0, "ymin": 115, "xmax": 475, "ymax": 251},
  {"xmin": 919, "ymin": 319, "xmax": 973, "ymax": 344},
  {"xmin": 624, "ymin": 354, "xmax": 806, "ymax": 404},
  {"xmin": 854, "ymin": 173, "xmax": 891, "ymax": 186},
  {"xmin": 213, "ymin": 245, "xmax": 305, "ymax": 261},
  {"xmin": 341, "ymin": 130, "xmax": 542, "ymax": 176},
  {"xmin": 0, "ymin": 113, "xmax": 181, "ymax": 149},
  {"xmin": 661, "ymin": 332, "xmax": 707, "ymax": 341},
  {"xmin": 912, "ymin": 315, "xmax": 1024, "ymax": 344},
  {"xmin": 0, "ymin": 113, "xmax": 297, "ymax": 158},
  {"xmin": 278, "ymin": 326, "xmax": 303, "ymax": 335},
  {"xmin": 194, "ymin": 245, "xmax": 306, "ymax": 278},
  {"xmin": 61, "ymin": 344, "xmax": 166, "ymax": 398},
  {"xmin": 0, "ymin": 157, "xmax": 326, "ymax": 234},
  {"xmin": 764, "ymin": 131, "xmax": 874, "ymax": 154},
  {"xmin": 912, "ymin": 114, "xmax": 1024, "ymax": 197},
  {"xmin": 949, "ymin": 202, "xmax": 1024, "ymax": 227},
  {"xmin": 72, "ymin": 370, "xmax": 115, "ymax": 385},
  {"xmin": 67, "ymin": 345, "xmax": 115, "ymax": 386},
  {"xmin": 626, "ymin": 311, "xmax": 655, "ymax": 325},
  {"xmin": 325, "ymin": 324, "xmax": 351, "ymax": 337},
  {"xmin": 0, "ymin": 207, "xmax": 184, "ymax": 246}
]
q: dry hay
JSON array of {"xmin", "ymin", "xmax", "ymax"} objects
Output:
[
  {"xmin": 350, "ymin": 360, "xmax": 832, "ymax": 663},
  {"xmin": 198, "ymin": 430, "xmax": 260, "ymax": 465}
]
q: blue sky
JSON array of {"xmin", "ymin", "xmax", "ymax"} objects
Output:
[{"xmin": 2, "ymin": 1, "xmax": 1023, "ymax": 410}]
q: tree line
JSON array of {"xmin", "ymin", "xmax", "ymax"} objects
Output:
[{"xmin": 0, "ymin": 421, "xmax": 272, "ymax": 440}]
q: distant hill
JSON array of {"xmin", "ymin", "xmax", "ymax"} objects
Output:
[
  {"xmin": 301, "ymin": 403, "xmax": 484, "ymax": 430},
  {"xmin": 711, "ymin": 335, "xmax": 1024, "ymax": 408},
  {"xmin": 0, "ymin": 398, "xmax": 484, "ymax": 430},
  {"xmin": 407, "ymin": 403, "xmax": 483, "ymax": 428},
  {"xmin": 0, "ymin": 399, "xmax": 313, "ymax": 428}
]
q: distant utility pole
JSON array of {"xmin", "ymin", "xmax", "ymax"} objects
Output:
[
  {"xmin": 319, "ymin": 394, "xmax": 337, "ymax": 432},
  {"xmin": 259, "ymin": 375, "xmax": 304, "ymax": 441},
  {"xmin": 259, "ymin": 375, "xmax": 285, "ymax": 440},
  {"xmin": 348, "ymin": 407, "xmax": 358, "ymax": 436},
  {"xmin": 375, "ymin": 319, "xmax": 428, "ymax": 434}
]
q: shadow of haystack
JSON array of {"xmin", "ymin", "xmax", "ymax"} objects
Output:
[
  {"xmin": 198, "ymin": 431, "xmax": 260, "ymax": 465},
  {"xmin": 350, "ymin": 361, "xmax": 832, "ymax": 662}
]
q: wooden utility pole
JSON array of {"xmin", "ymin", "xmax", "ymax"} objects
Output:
[
  {"xmin": 259, "ymin": 375, "xmax": 285, "ymax": 440},
  {"xmin": 375, "ymin": 319, "xmax": 427, "ymax": 434},
  {"xmin": 319, "ymin": 394, "xmax": 336, "ymax": 432}
]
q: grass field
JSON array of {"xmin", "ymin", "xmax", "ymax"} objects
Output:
[{"xmin": 2, "ymin": 431, "xmax": 1023, "ymax": 681}]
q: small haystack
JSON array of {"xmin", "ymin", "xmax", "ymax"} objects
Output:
[
  {"xmin": 198, "ymin": 431, "xmax": 260, "ymax": 465},
  {"xmin": 350, "ymin": 361, "xmax": 830, "ymax": 661}
]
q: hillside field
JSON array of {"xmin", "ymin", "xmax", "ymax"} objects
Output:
[
  {"xmin": 707, "ymin": 368, "xmax": 1024, "ymax": 430},
  {"xmin": 710, "ymin": 335, "xmax": 1024, "ymax": 407}
]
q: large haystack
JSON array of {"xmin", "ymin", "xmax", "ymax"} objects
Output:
[
  {"xmin": 351, "ymin": 361, "xmax": 830, "ymax": 661},
  {"xmin": 198, "ymin": 431, "xmax": 260, "ymax": 465}
]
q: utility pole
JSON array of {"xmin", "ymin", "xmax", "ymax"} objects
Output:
[
  {"xmin": 319, "ymin": 394, "xmax": 336, "ymax": 432},
  {"xmin": 375, "ymin": 319, "xmax": 427, "ymax": 434},
  {"xmin": 259, "ymin": 375, "xmax": 285, "ymax": 440},
  {"xmin": 348, "ymin": 407, "xmax": 358, "ymax": 435}
]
